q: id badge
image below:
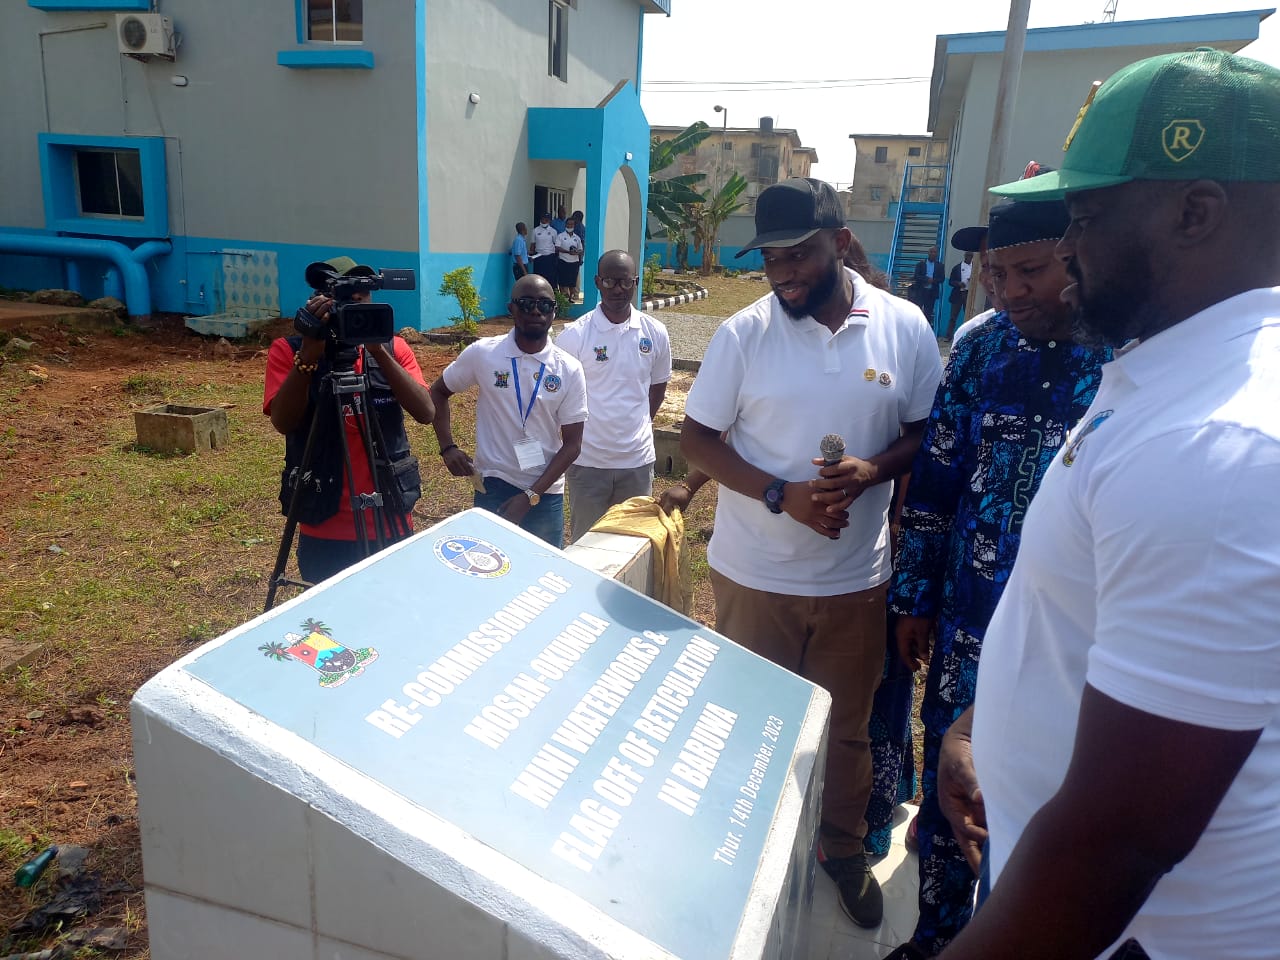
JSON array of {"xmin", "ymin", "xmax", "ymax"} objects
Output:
[{"xmin": 514, "ymin": 436, "xmax": 546, "ymax": 471}]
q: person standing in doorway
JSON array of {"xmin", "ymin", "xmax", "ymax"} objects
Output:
[
  {"xmin": 531, "ymin": 212, "xmax": 558, "ymax": 284},
  {"xmin": 555, "ymin": 217, "xmax": 584, "ymax": 300}
]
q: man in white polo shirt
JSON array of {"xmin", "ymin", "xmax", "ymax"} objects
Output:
[
  {"xmin": 935, "ymin": 49, "xmax": 1280, "ymax": 960},
  {"xmin": 682, "ymin": 177, "xmax": 943, "ymax": 929},
  {"xmin": 531, "ymin": 212, "xmax": 558, "ymax": 284},
  {"xmin": 556, "ymin": 249, "xmax": 672, "ymax": 541},
  {"xmin": 429, "ymin": 273, "xmax": 587, "ymax": 547}
]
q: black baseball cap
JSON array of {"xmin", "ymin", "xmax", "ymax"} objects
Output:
[
  {"xmin": 986, "ymin": 199, "xmax": 1071, "ymax": 252},
  {"xmin": 735, "ymin": 178, "xmax": 845, "ymax": 258},
  {"xmin": 304, "ymin": 256, "xmax": 375, "ymax": 288},
  {"xmin": 950, "ymin": 226, "xmax": 988, "ymax": 253},
  {"xmin": 951, "ymin": 161, "xmax": 1057, "ymax": 253}
]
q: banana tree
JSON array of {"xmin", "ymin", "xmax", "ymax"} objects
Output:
[
  {"xmin": 648, "ymin": 121, "xmax": 711, "ymax": 237},
  {"xmin": 686, "ymin": 172, "xmax": 749, "ymax": 275}
]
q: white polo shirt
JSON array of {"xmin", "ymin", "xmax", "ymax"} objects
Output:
[
  {"xmin": 951, "ymin": 307, "xmax": 998, "ymax": 346},
  {"xmin": 555, "ymin": 306, "xmax": 673, "ymax": 469},
  {"xmin": 973, "ymin": 288, "xmax": 1280, "ymax": 959},
  {"xmin": 556, "ymin": 231, "xmax": 583, "ymax": 263},
  {"xmin": 441, "ymin": 330, "xmax": 588, "ymax": 493},
  {"xmin": 684, "ymin": 269, "xmax": 942, "ymax": 596},
  {"xmin": 532, "ymin": 224, "xmax": 557, "ymax": 258}
]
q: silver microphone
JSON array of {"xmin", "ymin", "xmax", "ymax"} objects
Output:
[{"xmin": 820, "ymin": 433, "xmax": 845, "ymax": 467}]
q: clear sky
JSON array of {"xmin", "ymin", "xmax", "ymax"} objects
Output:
[{"xmin": 639, "ymin": 1, "xmax": 1280, "ymax": 189}]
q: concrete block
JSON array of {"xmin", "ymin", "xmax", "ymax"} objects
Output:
[
  {"xmin": 133, "ymin": 510, "xmax": 830, "ymax": 960},
  {"xmin": 134, "ymin": 404, "xmax": 229, "ymax": 455},
  {"xmin": 0, "ymin": 639, "xmax": 45, "ymax": 675},
  {"xmin": 565, "ymin": 532, "xmax": 653, "ymax": 595},
  {"xmin": 134, "ymin": 718, "xmax": 313, "ymax": 928},
  {"xmin": 144, "ymin": 889, "xmax": 313, "ymax": 960},
  {"xmin": 653, "ymin": 425, "xmax": 686, "ymax": 477},
  {"xmin": 184, "ymin": 313, "xmax": 274, "ymax": 339}
]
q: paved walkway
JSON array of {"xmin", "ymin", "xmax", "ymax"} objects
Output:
[
  {"xmin": 653, "ymin": 310, "xmax": 731, "ymax": 363},
  {"xmin": 811, "ymin": 805, "xmax": 919, "ymax": 959}
]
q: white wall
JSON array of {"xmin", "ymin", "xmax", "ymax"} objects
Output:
[
  {"xmin": 425, "ymin": 0, "xmax": 642, "ymax": 256},
  {"xmin": 944, "ymin": 43, "xmax": 1233, "ymax": 238},
  {"xmin": 604, "ymin": 167, "xmax": 632, "ymax": 259}
]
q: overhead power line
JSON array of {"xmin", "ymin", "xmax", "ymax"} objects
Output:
[
  {"xmin": 644, "ymin": 75, "xmax": 928, "ymax": 85},
  {"xmin": 642, "ymin": 77, "xmax": 930, "ymax": 93}
]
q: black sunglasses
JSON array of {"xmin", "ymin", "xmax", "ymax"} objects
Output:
[{"xmin": 514, "ymin": 296, "xmax": 557, "ymax": 316}]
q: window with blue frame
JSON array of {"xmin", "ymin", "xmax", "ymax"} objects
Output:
[
  {"xmin": 77, "ymin": 149, "xmax": 145, "ymax": 219},
  {"xmin": 307, "ymin": 0, "xmax": 363, "ymax": 42},
  {"xmin": 39, "ymin": 134, "xmax": 168, "ymax": 238},
  {"xmin": 279, "ymin": 0, "xmax": 372, "ymax": 67}
]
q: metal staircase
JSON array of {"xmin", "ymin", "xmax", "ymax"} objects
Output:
[{"xmin": 886, "ymin": 162, "xmax": 950, "ymax": 334}]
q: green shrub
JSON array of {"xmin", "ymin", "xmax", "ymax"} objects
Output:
[
  {"xmin": 438, "ymin": 267, "xmax": 483, "ymax": 336},
  {"xmin": 554, "ymin": 289, "xmax": 572, "ymax": 320},
  {"xmin": 642, "ymin": 253, "xmax": 663, "ymax": 298}
]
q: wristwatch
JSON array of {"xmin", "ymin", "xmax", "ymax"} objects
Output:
[
  {"xmin": 524, "ymin": 488, "xmax": 541, "ymax": 507},
  {"xmin": 763, "ymin": 478, "xmax": 786, "ymax": 514}
]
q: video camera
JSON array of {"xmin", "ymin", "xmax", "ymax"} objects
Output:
[{"xmin": 296, "ymin": 261, "xmax": 417, "ymax": 346}]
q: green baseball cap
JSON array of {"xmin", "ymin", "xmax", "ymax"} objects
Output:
[{"xmin": 992, "ymin": 48, "xmax": 1280, "ymax": 201}]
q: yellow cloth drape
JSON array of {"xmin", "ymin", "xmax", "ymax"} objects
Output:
[{"xmin": 589, "ymin": 496, "xmax": 691, "ymax": 615}]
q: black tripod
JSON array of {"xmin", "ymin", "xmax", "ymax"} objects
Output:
[{"xmin": 265, "ymin": 344, "xmax": 411, "ymax": 611}]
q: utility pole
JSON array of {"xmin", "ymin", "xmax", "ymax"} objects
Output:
[{"xmin": 966, "ymin": 0, "xmax": 1031, "ymax": 322}]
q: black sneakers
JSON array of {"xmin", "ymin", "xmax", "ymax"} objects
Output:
[{"xmin": 822, "ymin": 852, "xmax": 883, "ymax": 928}]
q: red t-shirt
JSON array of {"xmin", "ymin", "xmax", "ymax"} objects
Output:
[{"xmin": 263, "ymin": 337, "xmax": 426, "ymax": 540}]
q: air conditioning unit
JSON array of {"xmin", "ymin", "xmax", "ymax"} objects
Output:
[{"xmin": 117, "ymin": 13, "xmax": 175, "ymax": 58}]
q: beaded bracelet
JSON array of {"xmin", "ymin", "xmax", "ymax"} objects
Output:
[
  {"xmin": 293, "ymin": 353, "xmax": 319, "ymax": 374},
  {"xmin": 439, "ymin": 443, "xmax": 458, "ymax": 456}
]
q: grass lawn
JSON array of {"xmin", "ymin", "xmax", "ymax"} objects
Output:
[{"xmin": 648, "ymin": 270, "xmax": 771, "ymax": 318}]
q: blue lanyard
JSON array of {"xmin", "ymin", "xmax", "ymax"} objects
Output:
[{"xmin": 512, "ymin": 358, "xmax": 546, "ymax": 429}]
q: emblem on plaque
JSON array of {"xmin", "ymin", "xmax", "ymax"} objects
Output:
[{"xmin": 260, "ymin": 619, "xmax": 379, "ymax": 689}]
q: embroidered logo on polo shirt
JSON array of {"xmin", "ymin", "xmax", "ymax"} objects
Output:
[
  {"xmin": 1062, "ymin": 409, "xmax": 1113, "ymax": 466},
  {"xmin": 639, "ymin": 337, "xmax": 653, "ymax": 354},
  {"xmin": 593, "ymin": 346, "xmax": 609, "ymax": 362},
  {"xmin": 493, "ymin": 371, "xmax": 510, "ymax": 388},
  {"xmin": 542, "ymin": 374, "xmax": 562, "ymax": 393},
  {"xmin": 878, "ymin": 372, "xmax": 893, "ymax": 387}
]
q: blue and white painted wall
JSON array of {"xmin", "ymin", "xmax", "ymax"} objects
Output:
[{"xmin": 1, "ymin": 0, "xmax": 663, "ymax": 327}]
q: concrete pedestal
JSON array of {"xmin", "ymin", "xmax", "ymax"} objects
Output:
[
  {"xmin": 134, "ymin": 403, "xmax": 229, "ymax": 454},
  {"xmin": 132, "ymin": 509, "xmax": 829, "ymax": 960},
  {"xmin": 653, "ymin": 425, "xmax": 687, "ymax": 477}
]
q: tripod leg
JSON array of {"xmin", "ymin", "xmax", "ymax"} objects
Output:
[
  {"xmin": 343, "ymin": 389, "xmax": 386, "ymax": 560},
  {"xmin": 363, "ymin": 398, "xmax": 413, "ymax": 545},
  {"xmin": 265, "ymin": 393, "xmax": 327, "ymax": 612}
]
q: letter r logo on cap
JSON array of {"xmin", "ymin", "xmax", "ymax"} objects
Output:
[{"xmin": 1161, "ymin": 119, "xmax": 1206, "ymax": 162}]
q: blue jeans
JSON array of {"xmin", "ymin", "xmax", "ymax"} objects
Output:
[
  {"xmin": 297, "ymin": 534, "xmax": 370, "ymax": 585},
  {"xmin": 474, "ymin": 476, "xmax": 565, "ymax": 548}
]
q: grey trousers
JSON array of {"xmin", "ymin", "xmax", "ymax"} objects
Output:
[{"xmin": 565, "ymin": 462, "xmax": 654, "ymax": 542}]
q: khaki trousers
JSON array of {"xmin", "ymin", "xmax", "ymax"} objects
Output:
[{"xmin": 710, "ymin": 568, "xmax": 887, "ymax": 859}]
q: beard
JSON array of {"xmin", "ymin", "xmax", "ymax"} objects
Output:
[
  {"xmin": 775, "ymin": 259, "xmax": 842, "ymax": 319},
  {"xmin": 1069, "ymin": 249, "xmax": 1169, "ymax": 348}
]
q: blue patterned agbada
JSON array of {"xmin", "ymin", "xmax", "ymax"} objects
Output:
[{"xmin": 888, "ymin": 312, "xmax": 1110, "ymax": 953}]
